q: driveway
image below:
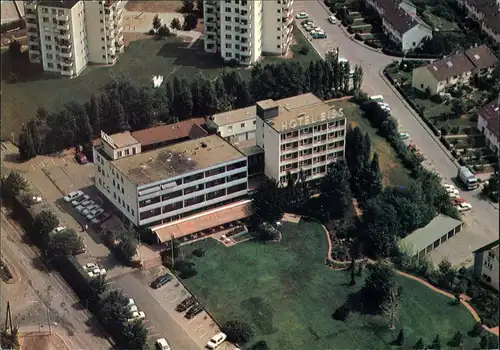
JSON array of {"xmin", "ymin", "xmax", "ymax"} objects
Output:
[{"xmin": 295, "ymin": 0, "xmax": 499, "ymax": 264}]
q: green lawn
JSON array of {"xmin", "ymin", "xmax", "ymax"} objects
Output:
[
  {"xmin": 1, "ymin": 28, "xmax": 318, "ymax": 141},
  {"xmin": 344, "ymin": 101, "xmax": 412, "ymax": 187},
  {"xmin": 423, "ymin": 11, "xmax": 460, "ymax": 31},
  {"xmin": 180, "ymin": 220, "xmax": 479, "ymax": 350}
]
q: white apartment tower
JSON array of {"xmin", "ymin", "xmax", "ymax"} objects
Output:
[
  {"xmin": 25, "ymin": 0, "xmax": 124, "ymax": 77},
  {"xmin": 204, "ymin": 0, "xmax": 294, "ymax": 65}
]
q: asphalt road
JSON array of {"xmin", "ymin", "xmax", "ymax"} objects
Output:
[
  {"xmin": 110, "ymin": 271, "xmax": 201, "ymax": 350},
  {"xmin": 294, "ymin": 0, "xmax": 499, "ymax": 255},
  {"xmin": 0, "ymin": 210, "xmax": 112, "ymax": 350}
]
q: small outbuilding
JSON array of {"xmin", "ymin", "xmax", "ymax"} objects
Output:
[{"xmin": 400, "ymin": 214, "xmax": 463, "ymax": 258}]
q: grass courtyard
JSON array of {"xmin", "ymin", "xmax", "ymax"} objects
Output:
[
  {"xmin": 339, "ymin": 99, "xmax": 412, "ymax": 187},
  {"xmin": 181, "ymin": 220, "xmax": 478, "ymax": 350},
  {"xmin": 1, "ymin": 27, "xmax": 318, "ymax": 141}
]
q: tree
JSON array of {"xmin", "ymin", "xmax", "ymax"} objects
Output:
[
  {"xmin": 449, "ymin": 331, "xmax": 463, "ymax": 347},
  {"xmin": 18, "ymin": 128, "xmax": 37, "ymax": 161},
  {"xmin": 27, "ymin": 119, "xmax": 42, "ymax": 154},
  {"xmin": 170, "ymin": 17, "xmax": 182, "ymax": 31},
  {"xmin": 469, "ymin": 321, "xmax": 483, "ymax": 337},
  {"xmin": 109, "ymin": 99, "xmax": 129, "ymax": 132},
  {"xmin": 171, "ymin": 76, "xmax": 193, "ymax": 120},
  {"xmin": 222, "ymin": 320, "xmax": 254, "ymax": 344},
  {"xmin": 345, "ymin": 126, "xmax": 371, "ymax": 198},
  {"xmin": 158, "ymin": 24, "xmax": 171, "ymax": 37},
  {"xmin": 47, "ymin": 229, "xmax": 85, "ymax": 259},
  {"xmin": 395, "ymin": 328, "xmax": 404, "ymax": 345},
  {"xmin": 360, "ymin": 152, "xmax": 382, "ymax": 201},
  {"xmin": 9, "ymin": 39, "xmax": 22, "ymax": 59},
  {"xmin": 214, "ymin": 77, "xmax": 232, "ymax": 112},
  {"xmin": 251, "ymin": 178, "xmax": 284, "ymax": 225},
  {"xmin": 32, "ymin": 210, "xmax": 59, "ymax": 240},
  {"xmin": 98, "ymin": 289, "xmax": 130, "ymax": 327},
  {"xmin": 196, "ymin": 0, "xmax": 204, "ymax": 15},
  {"xmin": 352, "ymin": 65, "xmax": 364, "ymax": 91},
  {"xmin": 182, "ymin": 0, "xmax": 195, "ymax": 12},
  {"xmin": 87, "ymin": 93, "xmax": 102, "ymax": 135},
  {"xmin": 120, "ymin": 320, "xmax": 148, "ymax": 350},
  {"xmin": 152, "ymin": 14, "xmax": 162, "ymax": 32},
  {"xmin": 116, "ymin": 232, "xmax": 138, "ymax": 263},
  {"xmin": 361, "ymin": 261, "xmax": 398, "ymax": 310},
  {"xmin": 234, "ymin": 80, "xmax": 252, "ymax": 108},
  {"xmin": 414, "ymin": 337, "xmax": 424, "ymax": 349},
  {"xmin": 319, "ymin": 160, "xmax": 353, "ymax": 220},
  {"xmin": 381, "ymin": 284, "xmax": 401, "ymax": 329},
  {"xmin": 431, "ymin": 334, "xmax": 441, "ymax": 349},
  {"xmin": 2, "ymin": 171, "xmax": 28, "ymax": 201}
]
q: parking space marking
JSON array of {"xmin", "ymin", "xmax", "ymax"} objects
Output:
[
  {"xmin": 63, "ymin": 158, "xmax": 67, "ymax": 164},
  {"xmin": 149, "ymin": 332, "xmax": 161, "ymax": 338},
  {"xmin": 170, "ymin": 296, "xmax": 180, "ymax": 303},
  {"xmin": 146, "ymin": 326, "xmax": 155, "ymax": 331},
  {"xmin": 199, "ymin": 331, "xmax": 209, "ymax": 339},
  {"xmin": 165, "ymin": 291, "xmax": 175, "ymax": 297},
  {"xmin": 187, "ymin": 318, "xmax": 196, "ymax": 324},
  {"xmin": 193, "ymin": 324, "xmax": 203, "ymax": 332},
  {"xmin": 31, "ymin": 164, "xmax": 36, "ymax": 170},
  {"xmin": 51, "ymin": 158, "xmax": 56, "ymax": 165}
]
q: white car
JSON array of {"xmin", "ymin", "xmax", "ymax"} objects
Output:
[
  {"xmin": 64, "ymin": 190, "xmax": 84, "ymax": 203},
  {"xmin": 84, "ymin": 262, "xmax": 98, "ymax": 270},
  {"xmin": 130, "ymin": 305, "xmax": 139, "ymax": 313},
  {"xmin": 206, "ymin": 332, "xmax": 227, "ymax": 349},
  {"xmin": 399, "ymin": 132, "xmax": 410, "ymax": 140},
  {"xmin": 86, "ymin": 208, "xmax": 104, "ymax": 220},
  {"xmin": 448, "ymin": 190, "xmax": 460, "ymax": 199},
  {"xmin": 128, "ymin": 311, "xmax": 146, "ymax": 323},
  {"xmin": 155, "ymin": 338, "xmax": 171, "ymax": 350},
  {"xmin": 328, "ymin": 15, "xmax": 337, "ymax": 24},
  {"xmin": 79, "ymin": 202, "xmax": 98, "ymax": 215},
  {"xmin": 127, "ymin": 298, "xmax": 135, "ymax": 307},
  {"xmin": 72, "ymin": 195, "xmax": 90, "ymax": 206},
  {"xmin": 457, "ymin": 202, "xmax": 472, "ymax": 212},
  {"xmin": 296, "ymin": 11, "xmax": 308, "ymax": 19},
  {"xmin": 76, "ymin": 200, "xmax": 93, "ymax": 213},
  {"xmin": 443, "ymin": 183, "xmax": 456, "ymax": 191},
  {"xmin": 50, "ymin": 226, "xmax": 67, "ymax": 235}
]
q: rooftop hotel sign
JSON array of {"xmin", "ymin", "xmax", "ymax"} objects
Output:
[{"xmin": 281, "ymin": 107, "xmax": 344, "ymax": 131}]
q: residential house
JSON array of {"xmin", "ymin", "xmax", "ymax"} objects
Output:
[
  {"xmin": 364, "ymin": 0, "xmax": 433, "ymax": 52},
  {"xmin": 412, "ymin": 44, "xmax": 497, "ymax": 94},
  {"xmin": 477, "ymin": 99, "xmax": 499, "ymax": 151},
  {"xmin": 458, "ymin": 0, "xmax": 500, "ymax": 43},
  {"xmin": 473, "ymin": 239, "xmax": 499, "ymax": 291}
]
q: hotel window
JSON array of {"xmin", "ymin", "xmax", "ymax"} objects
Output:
[
  {"xmin": 162, "ymin": 190, "xmax": 182, "ymax": 201},
  {"xmin": 184, "ymin": 184, "xmax": 204, "ymax": 195},
  {"xmin": 240, "ymin": 123, "xmax": 245, "ymax": 128},
  {"xmin": 184, "ymin": 172, "xmax": 204, "ymax": 183},
  {"xmin": 125, "ymin": 149, "xmax": 129, "ymax": 156},
  {"xmin": 227, "ymin": 160, "xmax": 246, "ymax": 171},
  {"xmin": 205, "ymin": 166, "xmax": 225, "ymax": 177}
]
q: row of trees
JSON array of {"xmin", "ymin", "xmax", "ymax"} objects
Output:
[{"xmin": 18, "ymin": 51, "xmax": 362, "ymax": 161}]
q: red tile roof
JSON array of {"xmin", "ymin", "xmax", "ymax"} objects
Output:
[
  {"xmin": 479, "ymin": 99, "xmax": 500, "ymax": 139},
  {"xmin": 131, "ymin": 118, "xmax": 207, "ymax": 147}
]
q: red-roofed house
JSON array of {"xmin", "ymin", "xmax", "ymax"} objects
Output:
[{"xmin": 477, "ymin": 99, "xmax": 499, "ymax": 152}]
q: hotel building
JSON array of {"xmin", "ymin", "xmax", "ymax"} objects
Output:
[
  {"xmin": 203, "ymin": 0, "xmax": 294, "ymax": 65},
  {"xmin": 255, "ymin": 94, "xmax": 347, "ymax": 185},
  {"xmin": 25, "ymin": 0, "xmax": 124, "ymax": 77},
  {"xmin": 93, "ymin": 123, "xmax": 249, "ymax": 230}
]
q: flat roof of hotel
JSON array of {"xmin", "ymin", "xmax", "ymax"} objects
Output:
[
  {"xmin": 111, "ymin": 135, "xmax": 245, "ymax": 186},
  {"xmin": 210, "ymin": 106, "xmax": 257, "ymax": 126},
  {"xmin": 231, "ymin": 139, "xmax": 264, "ymax": 156},
  {"xmin": 106, "ymin": 131, "xmax": 140, "ymax": 149},
  {"xmin": 264, "ymin": 96, "xmax": 347, "ymax": 133}
]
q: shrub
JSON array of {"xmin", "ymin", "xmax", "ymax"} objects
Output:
[
  {"xmin": 469, "ymin": 321, "xmax": 483, "ymax": 337},
  {"xmin": 365, "ymin": 40, "xmax": 382, "ymax": 49},
  {"xmin": 222, "ymin": 320, "xmax": 254, "ymax": 344},
  {"xmin": 430, "ymin": 94, "xmax": 443, "ymax": 103},
  {"xmin": 440, "ymin": 125, "xmax": 449, "ymax": 136},
  {"xmin": 299, "ymin": 44, "xmax": 310, "ymax": 55},
  {"xmin": 354, "ymin": 33, "xmax": 364, "ymax": 41},
  {"xmin": 148, "ymin": 29, "xmax": 156, "ymax": 35},
  {"xmin": 192, "ymin": 248, "xmax": 205, "ymax": 257},
  {"xmin": 250, "ymin": 340, "xmax": 270, "ymax": 350}
]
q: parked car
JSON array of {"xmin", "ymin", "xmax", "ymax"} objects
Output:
[
  {"xmin": 448, "ymin": 190, "xmax": 460, "ymax": 199},
  {"xmin": 75, "ymin": 152, "xmax": 88, "ymax": 165},
  {"xmin": 64, "ymin": 190, "xmax": 84, "ymax": 203},
  {"xmin": 80, "ymin": 203, "xmax": 99, "ymax": 215},
  {"xmin": 127, "ymin": 298, "xmax": 136, "ymax": 308},
  {"xmin": 369, "ymin": 95, "xmax": 384, "ymax": 103},
  {"xmin": 451, "ymin": 198, "xmax": 466, "ymax": 206},
  {"xmin": 151, "ymin": 274, "xmax": 172, "ymax": 289},
  {"xmin": 86, "ymin": 208, "xmax": 104, "ymax": 220},
  {"xmin": 50, "ymin": 226, "xmax": 67, "ymax": 235},
  {"xmin": 312, "ymin": 31, "xmax": 327, "ymax": 39},
  {"xmin": 301, "ymin": 19, "xmax": 313, "ymax": 26},
  {"xmin": 127, "ymin": 311, "xmax": 146, "ymax": 323},
  {"xmin": 399, "ymin": 132, "xmax": 410, "ymax": 140},
  {"xmin": 296, "ymin": 11, "xmax": 308, "ymax": 19},
  {"xmin": 206, "ymin": 332, "xmax": 227, "ymax": 349},
  {"xmin": 72, "ymin": 195, "xmax": 90, "ymax": 206},
  {"xmin": 91, "ymin": 212, "xmax": 110, "ymax": 225},
  {"xmin": 155, "ymin": 338, "xmax": 171, "ymax": 350},
  {"xmin": 457, "ymin": 202, "xmax": 472, "ymax": 212},
  {"xmin": 175, "ymin": 296, "xmax": 197, "ymax": 312},
  {"xmin": 442, "ymin": 184, "xmax": 456, "ymax": 191},
  {"xmin": 75, "ymin": 200, "xmax": 93, "ymax": 212},
  {"xmin": 328, "ymin": 15, "xmax": 337, "ymax": 24},
  {"xmin": 185, "ymin": 303, "xmax": 204, "ymax": 319}
]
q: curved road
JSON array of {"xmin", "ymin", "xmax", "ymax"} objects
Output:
[{"xmin": 295, "ymin": 0, "xmax": 498, "ymax": 253}]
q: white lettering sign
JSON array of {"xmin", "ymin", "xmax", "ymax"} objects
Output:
[
  {"xmin": 101, "ymin": 131, "xmax": 115, "ymax": 147},
  {"xmin": 281, "ymin": 107, "xmax": 344, "ymax": 131}
]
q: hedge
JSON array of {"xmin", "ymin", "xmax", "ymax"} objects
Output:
[
  {"xmin": 365, "ymin": 40, "xmax": 382, "ymax": 49},
  {"xmin": 441, "ymin": 136, "xmax": 452, "ymax": 150},
  {"xmin": 347, "ymin": 24, "xmax": 372, "ymax": 34},
  {"xmin": 382, "ymin": 48, "xmax": 442, "ymax": 59},
  {"xmin": 354, "ymin": 33, "xmax": 364, "ymax": 41},
  {"xmin": 1, "ymin": 19, "xmax": 25, "ymax": 33}
]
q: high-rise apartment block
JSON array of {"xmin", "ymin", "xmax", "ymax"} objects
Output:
[
  {"xmin": 204, "ymin": 0, "xmax": 294, "ymax": 65},
  {"xmin": 25, "ymin": 0, "xmax": 124, "ymax": 77}
]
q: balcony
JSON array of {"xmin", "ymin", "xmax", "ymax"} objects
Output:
[
  {"xmin": 28, "ymin": 45, "xmax": 40, "ymax": 53},
  {"xmin": 25, "ymin": 10, "xmax": 37, "ymax": 19},
  {"xmin": 26, "ymin": 2, "xmax": 37, "ymax": 10},
  {"xmin": 26, "ymin": 21, "xmax": 38, "ymax": 28},
  {"xmin": 61, "ymin": 59, "xmax": 73, "ymax": 67},
  {"xmin": 61, "ymin": 69, "xmax": 73, "ymax": 77},
  {"xmin": 58, "ymin": 32, "xmax": 71, "ymax": 41},
  {"xmin": 115, "ymin": 40, "xmax": 124, "ymax": 51},
  {"xmin": 115, "ymin": 33, "xmax": 124, "ymax": 42},
  {"xmin": 60, "ymin": 50, "xmax": 72, "ymax": 58},
  {"xmin": 28, "ymin": 28, "xmax": 38, "ymax": 35},
  {"xmin": 57, "ymin": 23, "xmax": 70, "ymax": 31},
  {"xmin": 56, "ymin": 14, "xmax": 69, "ymax": 22},
  {"xmin": 59, "ymin": 39, "xmax": 71, "ymax": 49},
  {"xmin": 106, "ymin": 28, "xmax": 115, "ymax": 36},
  {"xmin": 28, "ymin": 35, "xmax": 39, "ymax": 44},
  {"xmin": 114, "ymin": 8, "xmax": 123, "ymax": 19}
]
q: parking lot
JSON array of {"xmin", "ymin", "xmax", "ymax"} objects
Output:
[{"xmin": 110, "ymin": 266, "xmax": 234, "ymax": 350}]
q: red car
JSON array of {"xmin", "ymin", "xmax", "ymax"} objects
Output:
[
  {"xmin": 75, "ymin": 152, "xmax": 88, "ymax": 164},
  {"xmin": 451, "ymin": 198, "xmax": 466, "ymax": 206}
]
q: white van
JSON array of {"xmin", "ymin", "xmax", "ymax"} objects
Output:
[
  {"xmin": 370, "ymin": 95, "xmax": 384, "ymax": 103},
  {"xmin": 155, "ymin": 338, "xmax": 171, "ymax": 350},
  {"xmin": 206, "ymin": 332, "xmax": 227, "ymax": 349}
]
